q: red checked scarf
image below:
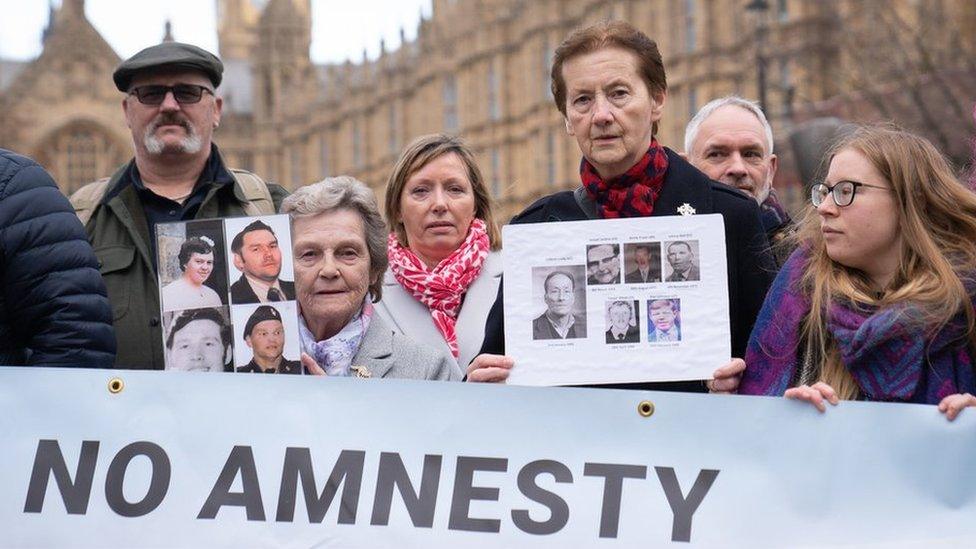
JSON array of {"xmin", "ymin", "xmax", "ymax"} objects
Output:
[
  {"xmin": 580, "ymin": 139, "xmax": 669, "ymax": 218},
  {"xmin": 387, "ymin": 218, "xmax": 490, "ymax": 358}
]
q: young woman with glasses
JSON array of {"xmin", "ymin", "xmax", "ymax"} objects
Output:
[{"xmin": 739, "ymin": 125, "xmax": 976, "ymax": 420}]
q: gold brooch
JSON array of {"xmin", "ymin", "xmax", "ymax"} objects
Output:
[{"xmin": 350, "ymin": 365, "xmax": 372, "ymax": 378}]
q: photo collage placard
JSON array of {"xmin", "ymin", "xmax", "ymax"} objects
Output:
[
  {"xmin": 156, "ymin": 214, "xmax": 302, "ymax": 374},
  {"xmin": 503, "ymin": 214, "xmax": 730, "ymax": 386}
]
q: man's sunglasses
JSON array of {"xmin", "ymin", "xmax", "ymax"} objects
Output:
[{"xmin": 128, "ymin": 84, "xmax": 214, "ymax": 106}]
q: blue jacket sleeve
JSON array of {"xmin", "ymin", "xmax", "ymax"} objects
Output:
[{"xmin": 0, "ymin": 151, "xmax": 116, "ymax": 367}]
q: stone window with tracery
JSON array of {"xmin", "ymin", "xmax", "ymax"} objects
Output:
[{"xmin": 66, "ymin": 131, "xmax": 98, "ymax": 186}]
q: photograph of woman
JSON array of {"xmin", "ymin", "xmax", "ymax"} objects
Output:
[{"xmin": 161, "ymin": 236, "xmax": 224, "ymax": 312}]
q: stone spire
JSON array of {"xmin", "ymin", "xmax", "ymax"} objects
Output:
[{"xmin": 162, "ymin": 20, "xmax": 174, "ymax": 42}]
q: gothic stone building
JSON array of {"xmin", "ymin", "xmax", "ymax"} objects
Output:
[{"xmin": 1, "ymin": 0, "xmax": 972, "ymax": 219}]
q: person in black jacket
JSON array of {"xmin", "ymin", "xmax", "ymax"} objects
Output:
[
  {"xmin": 0, "ymin": 149, "xmax": 115, "ymax": 367},
  {"xmin": 467, "ymin": 22, "xmax": 776, "ymax": 392}
]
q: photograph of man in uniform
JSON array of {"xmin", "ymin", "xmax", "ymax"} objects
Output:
[
  {"xmin": 236, "ymin": 305, "xmax": 301, "ymax": 374},
  {"xmin": 229, "ymin": 219, "xmax": 295, "ymax": 304},
  {"xmin": 624, "ymin": 243, "xmax": 662, "ymax": 283},
  {"xmin": 164, "ymin": 307, "xmax": 232, "ymax": 372},
  {"xmin": 665, "ymin": 241, "xmax": 700, "ymax": 282},
  {"xmin": 605, "ymin": 300, "xmax": 640, "ymax": 344},
  {"xmin": 532, "ymin": 270, "xmax": 587, "ymax": 340},
  {"xmin": 586, "ymin": 243, "xmax": 621, "ymax": 285},
  {"xmin": 648, "ymin": 299, "xmax": 681, "ymax": 342}
]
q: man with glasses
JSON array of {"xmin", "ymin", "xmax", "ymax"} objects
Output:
[
  {"xmin": 70, "ymin": 42, "xmax": 288, "ymax": 370},
  {"xmin": 533, "ymin": 271, "xmax": 587, "ymax": 340},
  {"xmin": 586, "ymin": 243, "xmax": 621, "ymax": 285}
]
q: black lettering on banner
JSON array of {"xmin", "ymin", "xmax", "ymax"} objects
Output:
[
  {"xmin": 511, "ymin": 459, "xmax": 573, "ymax": 535},
  {"xmin": 655, "ymin": 467, "xmax": 719, "ymax": 543},
  {"xmin": 583, "ymin": 462, "xmax": 648, "ymax": 538},
  {"xmin": 447, "ymin": 456, "xmax": 508, "ymax": 533},
  {"xmin": 275, "ymin": 448, "xmax": 365, "ymax": 524},
  {"xmin": 23, "ymin": 440, "xmax": 100, "ymax": 514},
  {"xmin": 104, "ymin": 442, "xmax": 171, "ymax": 517},
  {"xmin": 197, "ymin": 445, "xmax": 266, "ymax": 521},
  {"xmin": 370, "ymin": 452, "xmax": 442, "ymax": 528}
]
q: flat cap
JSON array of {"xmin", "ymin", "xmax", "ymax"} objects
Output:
[
  {"xmin": 244, "ymin": 305, "xmax": 283, "ymax": 337},
  {"xmin": 113, "ymin": 42, "xmax": 223, "ymax": 92}
]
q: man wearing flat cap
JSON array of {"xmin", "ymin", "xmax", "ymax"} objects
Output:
[
  {"xmin": 70, "ymin": 42, "xmax": 289, "ymax": 370},
  {"xmin": 237, "ymin": 305, "xmax": 300, "ymax": 374}
]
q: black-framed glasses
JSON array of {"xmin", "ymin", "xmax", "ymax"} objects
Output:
[
  {"xmin": 128, "ymin": 84, "xmax": 214, "ymax": 106},
  {"xmin": 811, "ymin": 180, "xmax": 889, "ymax": 207},
  {"xmin": 587, "ymin": 255, "xmax": 617, "ymax": 270}
]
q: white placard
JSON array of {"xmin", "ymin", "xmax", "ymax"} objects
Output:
[
  {"xmin": 503, "ymin": 215, "xmax": 730, "ymax": 385},
  {"xmin": 156, "ymin": 214, "xmax": 303, "ymax": 374}
]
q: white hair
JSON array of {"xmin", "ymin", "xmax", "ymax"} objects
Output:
[
  {"xmin": 281, "ymin": 176, "xmax": 388, "ymax": 301},
  {"xmin": 683, "ymin": 95, "xmax": 774, "ymax": 156}
]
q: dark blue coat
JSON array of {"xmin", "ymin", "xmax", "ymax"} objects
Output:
[{"xmin": 0, "ymin": 149, "xmax": 115, "ymax": 367}]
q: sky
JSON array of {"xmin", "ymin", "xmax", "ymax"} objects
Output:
[{"xmin": 0, "ymin": 0, "xmax": 432, "ymax": 64}]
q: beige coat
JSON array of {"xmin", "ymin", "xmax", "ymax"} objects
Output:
[{"xmin": 373, "ymin": 251, "xmax": 502, "ymax": 368}]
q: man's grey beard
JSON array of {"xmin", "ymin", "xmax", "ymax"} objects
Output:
[
  {"xmin": 143, "ymin": 122, "xmax": 203, "ymax": 155},
  {"xmin": 754, "ymin": 179, "xmax": 772, "ymax": 205},
  {"xmin": 720, "ymin": 174, "xmax": 771, "ymax": 205}
]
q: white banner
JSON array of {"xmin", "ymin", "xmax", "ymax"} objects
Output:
[{"xmin": 2, "ymin": 367, "xmax": 975, "ymax": 548}]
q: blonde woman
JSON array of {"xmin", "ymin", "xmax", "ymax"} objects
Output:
[
  {"xmin": 377, "ymin": 134, "xmax": 502, "ymax": 369},
  {"xmin": 740, "ymin": 126, "xmax": 976, "ymax": 420}
]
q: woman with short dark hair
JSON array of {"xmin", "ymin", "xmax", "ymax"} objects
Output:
[
  {"xmin": 161, "ymin": 236, "xmax": 221, "ymax": 311},
  {"xmin": 471, "ymin": 21, "xmax": 774, "ymax": 390}
]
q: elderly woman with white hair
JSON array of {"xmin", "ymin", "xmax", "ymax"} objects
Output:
[{"xmin": 282, "ymin": 176, "xmax": 462, "ymax": 380}]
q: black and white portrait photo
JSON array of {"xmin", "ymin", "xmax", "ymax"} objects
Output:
[
  {"xmin": 163, "ymin": 307, "xmax": 233, "ymax": 372},
  {"xmin": 605, "ymin": 299, "xmax": 641, "ymax": 344},
  {"xmin": 664, "ymin": 240, "xmax": 700, "ymax": 282},
  {"xmin": 531, "ymin": 265, "xmax": 588, "ymax": 340},
  {"xmin": 585, "ymin": 243, "xmax": 621, "ymax": 285}
]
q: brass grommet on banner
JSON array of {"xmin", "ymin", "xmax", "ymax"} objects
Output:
[
  {"xmin": 637, "ymin": 400, "xmax": 655, "ymax": 417},
  {"xmin": 108, "ymin": 377, "xmax": 124, "ymax": 394}
]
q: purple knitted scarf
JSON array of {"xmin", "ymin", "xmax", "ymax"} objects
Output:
[{"xmin": 740, "ymin": 249, "xmax": 976, "ymax": 403}]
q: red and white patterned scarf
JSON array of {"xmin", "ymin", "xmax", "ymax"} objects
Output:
[{"xmin": 387, "ymin": 218, "xmax": 490, "ymax": 358}]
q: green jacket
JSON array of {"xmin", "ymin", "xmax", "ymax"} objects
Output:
[{"xmin": 75, "ymin": 158, "xmax": 289, "ymax": 370}]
